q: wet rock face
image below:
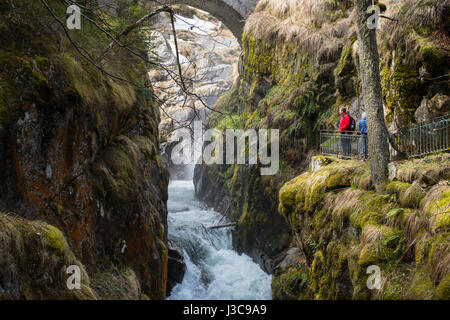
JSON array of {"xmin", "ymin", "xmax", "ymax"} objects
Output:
[
  {"xmin": 166, "ymin": 241, "xmax": 187, "ymax": 295},
  {"xmin": 193, "ymin": 164, "xmax": 232, "ymax": 214},
  {"xmin": 0, "ymin": 1, "xmax": 170, "ymax": 299},
  {"xmin": 0, "ymin": 92, "xmax": 170, "ymax": 298}
]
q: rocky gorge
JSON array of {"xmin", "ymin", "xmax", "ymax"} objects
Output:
[
  {"xmin": 0, "ymin": 0, "xmax": 449, "ymax": 301},
  {"xmin": 192, "ymin": 0, "xmax": 450, "ymax": 299}
]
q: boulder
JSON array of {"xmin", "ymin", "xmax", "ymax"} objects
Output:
[
  {"xmin": 415, "ymin": 94, "xmax": 450, "ymax": 123},
  {"xmin": 166, "ymin": 242, "xmax": 187, "ymax": 296}
]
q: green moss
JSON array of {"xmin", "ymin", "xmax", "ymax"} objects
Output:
[
  {"xmin": 279, "ymin": 174, "xmax": 307, "ymax": 213},
  {"xmin": 335, "ymin": 42, "xmax": 353, "ymax": 78},
  {"xmin": 334, "ymin": 39, "xmax": 358, "ymax": 98},
  {"xmin": 239, "ymin": 198, "xmax": 249, "ymax": 225},
  {"xmin": 400, "ymin": 184, "xmax": 426, "ymax": 208},
  {"xmin": 216, "ymin": 114, "xmax": 242, "ymax": 131},
  {"xmin": 386, "ymin": 181, "xmax": 411, "ymax": 196},
  {"xmin": 381, "ymin": 57, "xmax": 422, "ymax": 124},
  {"xmin": 304, "ymin": 174, "xmax": 328, "ymax": 212},
  {"xmin": 370, "ymin": 263, "xmax": 410, "ymax": 299},
  {"xmin": 408, "ymin": 273, "xmax": 435, "ymax": 300},
  {"xmin": 223, "ymin": 165, "xmax": 235, "ymax": 180},
  {"xmin": 381, "ymin": 284, "xmax": 404, "ymax": 299},
  {"xmin": 435, "ymin": 274, "xmax": 450, "ymax": 300},
  {"xmin": 415, "ymin": 235, "xmax": 434, "ymax": 267},
  {"xmin": 348, "ymin": 192, "xmax": 392, "ymax": 229},
  {"xmin": 312, "ymin": 209, "xmax": 329, "ymax": 231},
  {"xmin": 243, "ymin": 34, "xmax": 273, "ymax": 76},
  {"xmin": 327, "ymin": 172, "xmax": 350, "ymax": 190},
  {"xmin": 36, "ymin": 222, "xmax": 67, "ymax": 255},
  {"xmin": 351, "ymin": 210, "xmax": 385, "ymax": 230},
  {"xmin": 98, "ymin": 138, "xmax": 140, "ymax": 202},
  {"xmin": 0, "ymin": 49, "xmax": 50, "ymax": 124},
  {"xmin": 272, "ymin": 266, "xmax": 308, "ymax": 300},
  {"xmin": 0, "ymin": 213, "xmax": 97, "ymax": 299},
  {"xmin": 420, "ymin": 41, "xmax": 446, "ymax": 76},
  {"xmin": 434, "ymin": 190, "xmax": 450, "ymax": 230},
  {"xmin": 358, "ymin": 225, "xmax": 405, "ymax": 267},
  {"xmin": 133, "ymin": 135, "xmax": 156, "ymax": 160},
  {"xmin": 386, "ymin": 181, "xmax": 425, "ymax": 209},
  {"xmin": 309, "ymin": 250, "xmax": 326, "ymax": 297}
]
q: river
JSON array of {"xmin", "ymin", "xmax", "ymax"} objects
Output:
[{"xmin": 166, "ymin": 180, "xmax": 272, "ymax": 300}]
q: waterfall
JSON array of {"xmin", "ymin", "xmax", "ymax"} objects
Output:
[{"xmin": 166, "ymin": 180, "xmax": 272, "ymax": 300}]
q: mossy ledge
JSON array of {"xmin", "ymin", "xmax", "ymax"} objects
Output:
[
  {"xmin": 276, "ymin": 155, "xmax": 449, "ymax": 300},
  {"xmin": 0, "ymin": 213, "xmax": 96, "ymax": 300}
]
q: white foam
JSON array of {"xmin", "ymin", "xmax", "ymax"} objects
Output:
[{"xmin": 167, "ymin": 180, "xmax": 272, "ymax": 300}]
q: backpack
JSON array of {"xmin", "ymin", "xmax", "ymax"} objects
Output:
[{"xmin": 349, "ymin": 115, "xmax": 356, "ymax": 131}]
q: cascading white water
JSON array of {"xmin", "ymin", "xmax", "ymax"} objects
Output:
[{"xmin": 166, "ymin": 180, "xmax": 272, "ymax": 300}]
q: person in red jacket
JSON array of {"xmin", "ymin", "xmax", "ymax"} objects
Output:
[
  {"xmin": 339, "ymin": 108, "xmax": 351, "ymax": 132},
  {"xmin": 338, "ymin": 107, "xmax": 351, "ymax": 156}
]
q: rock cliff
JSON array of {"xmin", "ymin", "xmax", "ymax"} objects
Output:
[{"xmin": 0, "ymin": 0, "xmax": 169, "ymax": 299}]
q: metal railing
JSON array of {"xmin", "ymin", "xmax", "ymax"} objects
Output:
[
  {"xmin": 320, "ymin": 130, "xmax": 368, "ymax": 158},
  {"xmin": 320, "ymin": 116, "xmax": 450, "ymax": 159},
  {"xmin": 389, "ymin": 117, "xmax": 449, "ymax": 158}
]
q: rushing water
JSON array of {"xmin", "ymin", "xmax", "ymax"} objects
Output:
[{"xmin": 166, "ymin": 180, "xmax": 272, "ymax": 300}]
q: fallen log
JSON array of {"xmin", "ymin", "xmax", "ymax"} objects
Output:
[
  {"xmin": 201, "ymin": 224, "xmax": 217, "ymax": 250},
  {"xmin": 208, "ymin": 222, "xmax": 237, "ymax": 230}
]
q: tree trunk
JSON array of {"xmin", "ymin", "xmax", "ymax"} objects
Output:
[{"xmin": 354, "ymin": 0, "xmax": 390, "ymax": 192}]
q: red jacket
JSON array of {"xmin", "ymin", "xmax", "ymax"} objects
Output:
[{"xmin": 339, "ymin": 114, "xmax": 351, "ymax": 132}]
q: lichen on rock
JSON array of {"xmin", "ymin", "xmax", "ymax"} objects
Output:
[
  {"xmin": 275, "ymin": 155, "xmax": 449, "ymax": 300},
  {"xmin": 0, "ymin": 0, "xmax": 170, "ymax": 300}
]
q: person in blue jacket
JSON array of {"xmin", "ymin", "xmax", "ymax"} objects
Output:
[
  {"xmin": 359, "ymin": 112, "xmax": 368, "ymax": 159},
  {"xmin": 335, "ymin": 114, "xmax": 342, "ymax": 129}
]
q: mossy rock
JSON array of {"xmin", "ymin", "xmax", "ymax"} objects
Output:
[
  {"xmin": 381, "ymin": 57, "xmax": 423, "ymax": 125},
  {"xmin": 309, "ymin": 250, "xmax": 326, "ymax": 298},
  {"xmin": 0, "ymin": 214, "xmax": 96, "ymax": 299},
  {"xmin": 335, "ymin": 40, "xmax": 357, "ymax": 98},
  {"xmin": 422, "ymin": 186, "xmax": 450, "ymax": 232},
  {"xmin": 434, "ymin": 190, "xmax": 450, "ymax": 231},
  {"xmin": 399, "ymin": 184, "xmax": 426, "ymax": 209},
  {"xmin": 272, "ymin": 266, "xmax": 309, "ymax": 300},
  {"xmin": 408, "ymin": 273, "xmax": 436, "ymax": 300},
  {"xmin": 37, "ymin": 222, "xmax": 67, "ymax": 255},
  {"xmin": 279, "ymin": 174, "xmax": 308, "ymax": 213},
  {"xmin": 358, "ymin": 225, "xmax": 405, "ymax": 267},
  {"xmin": 435, "ymin": 274, "xmax": 450, "ymax": 300},
  {"xmin": 386, "ymin": 181, "xmax": 411, "ymax": 196},
  {"xmin": 327, "ymin": 172, "xmax": 350, "ymax": 190}
]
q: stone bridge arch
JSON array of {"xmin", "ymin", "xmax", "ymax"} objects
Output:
[{"xmin": 148, "ymin": 0, "xmax": 258, "ymax": 45}]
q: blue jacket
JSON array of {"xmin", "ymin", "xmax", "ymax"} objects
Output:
[
  {"xmin": 359, "ymin": 117, "xmax": 367, "ymax": 134},
  {"xmin": 335, "ymin": 116, "xmax": 342, "ymax": 129}
]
